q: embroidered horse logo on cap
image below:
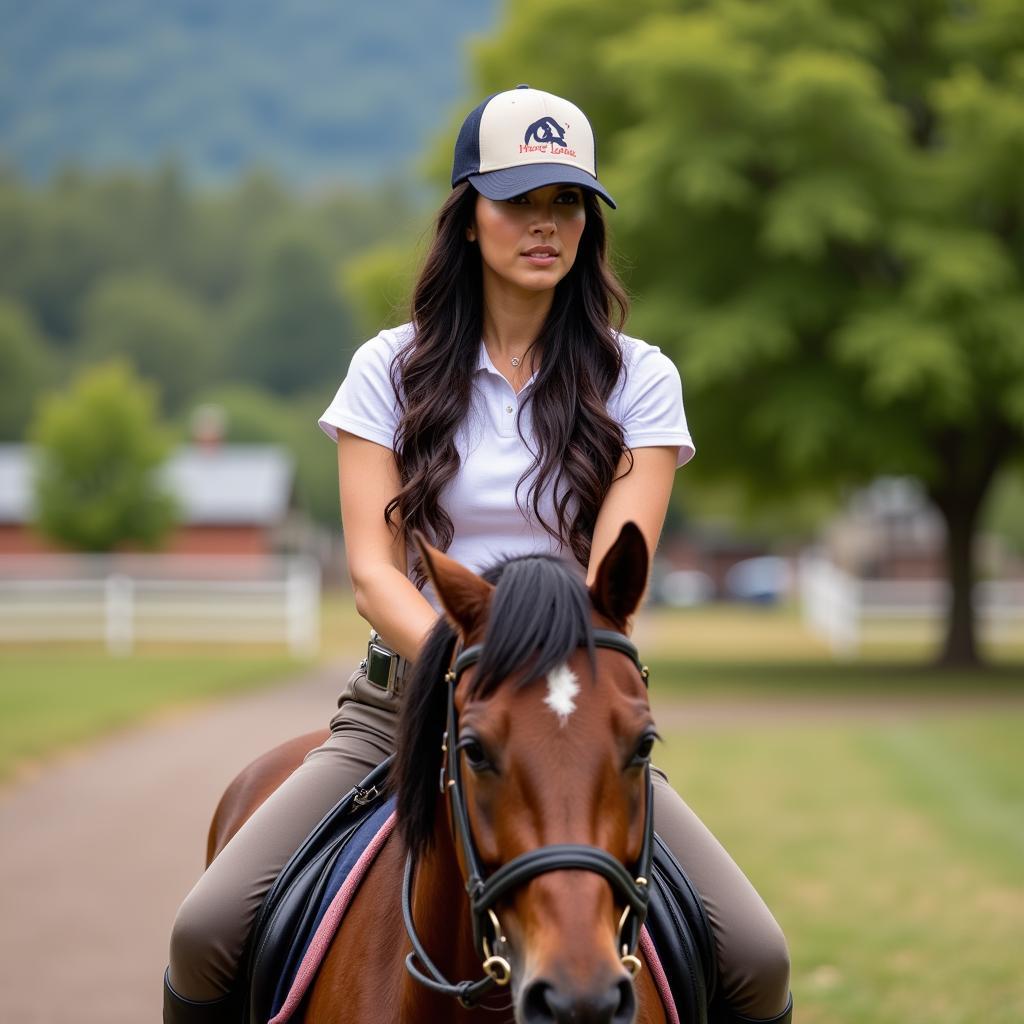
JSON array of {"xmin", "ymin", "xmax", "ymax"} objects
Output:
[
  {"xmin": 524, "ymin": 117, "xmax": 567, "ymax": 147},
  {"xmin": 520, "ymin": 117, "xmax": 578, "ymax": 158}
]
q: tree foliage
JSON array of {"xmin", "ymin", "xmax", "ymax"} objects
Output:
[
  {"xmin": 81, "ymin": 272, "xmax": 212, "ymax": 413},
  {"xmin": 0, "ymin": 299, "xmax": 54, "ymax": 439},
  {"xmin": 30, "ymin": 362, "xmax": 178, "ymax": 552},
  {"xmin": 224, "ymin": 222, "xmax": 353, "ymax": 395},
  {"xmin": 469, "ymin": 0, "xmax": 1024, "ymax": 665}
]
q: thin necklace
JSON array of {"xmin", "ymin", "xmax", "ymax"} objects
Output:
[{"xmin": 484, "ymin": 337, "xmax": 533, "ymax": 370}]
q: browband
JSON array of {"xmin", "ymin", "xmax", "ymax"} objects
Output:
[{"xmin": 453, "ymin": 628, "xmax": 647, "ymax": 684}]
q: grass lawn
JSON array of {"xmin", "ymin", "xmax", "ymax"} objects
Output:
[
  {"xmin": 655, "ymin": 708, "xmax": 1024, "ymax": 1024},
  {"xmin": 0, "ymin": 594, "xmax": 365, "ymax": 784},
  {"xmin": 0, "ymin": 650, "xmax": 300, "ymax": 782},
  {"xmin": 635, "ymin": 602, "xmax": 1024, "ymax": 696}
]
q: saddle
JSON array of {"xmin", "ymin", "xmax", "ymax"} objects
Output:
[{"xmin": 236, "ymin": 757, "xmax": 717, "ymax": 1024}]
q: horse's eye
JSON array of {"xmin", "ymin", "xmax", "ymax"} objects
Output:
[
  {"xmin": 631, "ymin": 733, "xmax": 657, "ymax": 766},
  {"xmin": 460, "ymin": 738, "xmax": 491, "ymax": 772}
]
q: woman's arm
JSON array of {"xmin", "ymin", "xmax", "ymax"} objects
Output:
[
  {"xmin": 336, "ymin": 431, "xmax": 438, "ymax": 661},
  {"xmin": 586, "ymin": 446, "xmax": 678, "ymax": 623}
]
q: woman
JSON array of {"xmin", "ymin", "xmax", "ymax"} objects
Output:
[{"xmin": 165, "ymin": 85, "xmax": 792, "ymax": 1024}]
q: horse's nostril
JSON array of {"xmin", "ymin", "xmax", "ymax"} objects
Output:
[
  {"xmin": 522, "ymin": 979, "xmax": 556, "ymax": 1023},
  {"xmin": 613, "ymin": 977, "xmax": 637, "ymax": 1023}
]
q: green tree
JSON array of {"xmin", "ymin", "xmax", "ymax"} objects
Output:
[
  {"xmin": 225, "ymin": 222, "xmax": 354, "ymax": 395},
  {"xmin": 80, "ymin": 272, "xmax": 213, "ymax": 413},
  {"xmin": 0, "ymin": 299, "xmax": 54, "ymax": 439},
  {"xmin": 30, "ymin": 362, "xmax": 177, "ymax": 551},
  {"xmin": 469, "ymin": 0, "xmax": 1024, "ymax": 667}
]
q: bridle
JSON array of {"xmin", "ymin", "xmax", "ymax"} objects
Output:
[{"xmin": 402, "ymin": 628, "xmax": 655, "ymax": 1008}]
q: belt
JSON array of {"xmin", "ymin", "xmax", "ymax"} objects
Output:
[{"xmin": 361, "ymin": 630, "xmax": 410, "ymax": 694}]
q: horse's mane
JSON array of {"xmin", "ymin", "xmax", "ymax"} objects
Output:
[{"xmin": 392, "ymin": 554, "xmax": 596, "ymax": 858}]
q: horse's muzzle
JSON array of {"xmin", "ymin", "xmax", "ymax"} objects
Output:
[{"xmin": 520, "ymin": 974, "xmax": 636, "ymax": 1024}]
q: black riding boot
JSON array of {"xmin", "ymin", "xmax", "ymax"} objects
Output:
[
  {"xmin": 709, "ymin": 992, "xmax": 793, "ymax": 1024},
  {"xmin": 163, "ymin": 969, "xmax": 240, "ymax": 1023}
]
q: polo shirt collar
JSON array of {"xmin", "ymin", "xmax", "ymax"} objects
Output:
[{"xmin": 475, "ymin": 342, "xmax": 494, "ymax": 374}]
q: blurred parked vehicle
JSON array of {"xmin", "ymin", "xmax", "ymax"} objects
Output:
[
  {"xmin": 724, "ymin": 556, "xmax": 792, "ymax": 604},
  {"xmin": 655, "ymin": 569, "xmax": 716, "ymax": 607}
]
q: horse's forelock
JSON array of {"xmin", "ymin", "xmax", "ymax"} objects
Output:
[{"xmin": 471, "ymin": 556, "xmax": 595, "ymax": 698}]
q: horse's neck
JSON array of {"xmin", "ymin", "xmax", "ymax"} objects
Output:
[{"xmin": 402, "ymin": 812, "xmax": 492, "ymax": 1021}]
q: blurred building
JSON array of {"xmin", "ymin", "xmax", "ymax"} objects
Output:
[
  {"xmin": 822, "ymin": 477, "xmax": 1019, "ymax": 581},
  {"xmin": 653, "ymin": 476, "xmax": 1021, "ymax": 609},
  {"xmin": 0, "ymin": 443, "xmax": 296, "ymax": 556}
]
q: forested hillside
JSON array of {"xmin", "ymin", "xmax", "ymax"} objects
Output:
[
  {"xmin": 0, "ymin": 166, "xmax": 424, "ymax": 525},
  {"xmin": 0, "ymin": 0, "xmax": 496, "ymax": 184}
]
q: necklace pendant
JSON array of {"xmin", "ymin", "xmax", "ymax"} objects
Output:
[{"xmin": 511, "ymin": 356, "xmax": 520, "ymax": 367}]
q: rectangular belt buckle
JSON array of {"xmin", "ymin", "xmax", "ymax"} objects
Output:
[{"xmin": 366, "ymin": 639, "xmax": 399, "ymax": 691}]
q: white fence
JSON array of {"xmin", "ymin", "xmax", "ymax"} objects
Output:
[
  {"xmin": 0, "ymin": 554, "xmax": 320, "ymax": 656},
  {"xmin": 798, "ymin": 555, "xmax": 1024, "ymax": 656}
]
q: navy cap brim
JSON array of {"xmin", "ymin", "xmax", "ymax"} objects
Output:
[{"xmin": 468, "ymin": 164, "xmax": 616, "ymax": 209}]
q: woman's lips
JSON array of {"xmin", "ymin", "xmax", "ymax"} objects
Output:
[{"xmin": 522, "ymin": 249, "xmax": 558, "ymax": 265}]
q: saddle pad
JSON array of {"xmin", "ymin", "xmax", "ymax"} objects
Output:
[
  {"xmin": 241, "ymin": 757, "xmax": 395, "ymax": 1024},
  {"xmin": 270, "ymin": 799, "xmax": 397, "ymax": 1022}
]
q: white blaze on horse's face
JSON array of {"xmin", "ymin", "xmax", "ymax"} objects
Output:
[{"xmin": 544, "ymin": 663, "xmax": 580, "ymax": 726}]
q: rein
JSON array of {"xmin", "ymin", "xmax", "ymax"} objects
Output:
[{"xmin": 402, "ymin": 628, "xmax": 654, "ymax": 1008}]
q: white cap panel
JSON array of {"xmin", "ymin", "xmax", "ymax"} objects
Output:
[{"xmin": 477, "ymin": 88, "xmax": 597, "ymax": 177}]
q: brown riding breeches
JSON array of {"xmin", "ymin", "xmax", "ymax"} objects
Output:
[{"xmin": 168, "ymin": 666, "xmax": 790, "ymax": 1018}]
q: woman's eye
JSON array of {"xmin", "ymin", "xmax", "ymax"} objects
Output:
[
  {"xmin": 555, "ymin": 191, "xmax": 581, "ymax": 204},
  {"xmin": 506, "ymin": 195, "xmax": 529, "ymax": 205}
]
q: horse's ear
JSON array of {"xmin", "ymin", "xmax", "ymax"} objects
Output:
[
  {"xmin": 589, "ymin": 522, "xmax": 649, "ymax": 628},
  {"xmin": 413, "ymin": 531, "xmax": 494, "ymax": 639}
]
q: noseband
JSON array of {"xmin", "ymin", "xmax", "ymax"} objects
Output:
[{"xmin": 402, "ymin": 629, "xmax": 655, "ymax": 1008}]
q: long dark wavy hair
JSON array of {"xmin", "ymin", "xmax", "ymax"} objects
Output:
[{"xmin": 386, "ymin": 182, "xmax": 631, "ymax": 583}]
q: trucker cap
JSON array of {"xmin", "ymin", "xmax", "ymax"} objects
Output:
[{"xmin": 451, "ymin": 85, "xmax": 616, "ymax": 208}]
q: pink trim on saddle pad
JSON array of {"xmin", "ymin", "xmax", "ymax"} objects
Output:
[
  {"xmin": 269, "ymin": 811, "xmax": 679, "ymax": 1024},
  {"xmin": 640, "ymin": 925, "xmax": 681, "ymax": 1024},
  {"xmin": 270, "ymin": 810, "xmax": 398, "ymax": 1023}
]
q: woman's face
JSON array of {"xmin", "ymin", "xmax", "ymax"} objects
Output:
[{"xmin": 469, "ymin": 184, "xmax": 587, "ymax": 295}]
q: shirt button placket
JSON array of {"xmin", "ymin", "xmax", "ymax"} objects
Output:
[{"xmin": 502, "ymin": 399, "xmax": 516, "ymax": 435}]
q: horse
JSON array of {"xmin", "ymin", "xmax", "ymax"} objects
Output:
[{"xmin": 209, "ymin": 522, "xmax": 668, "ymax": 1023}]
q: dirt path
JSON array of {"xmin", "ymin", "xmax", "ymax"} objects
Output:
[
  {"xmin": 1, "ymin": 668, "xmax": 1021, "ymax": 1024},
  {"xmin": 0, "ymin": 660, "xmax": 343, "ymax": 1024}
]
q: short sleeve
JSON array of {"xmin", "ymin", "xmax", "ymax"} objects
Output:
[
  {"xmin": 318, "ymin": 329, "xmax": 406, "ymax": 447},
  {"xmin": 614, "ymin": 340, "xmax": 695, "ymax": 468}
]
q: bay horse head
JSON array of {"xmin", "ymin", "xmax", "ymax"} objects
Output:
[{"xmin": 394, "ymin": 522, "xmax": 656, "ymax": 1024}]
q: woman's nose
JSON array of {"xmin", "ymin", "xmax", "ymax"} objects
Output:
[{"xmin": 530, "ymin": 214, "xmax": 555, "ymax": 235}]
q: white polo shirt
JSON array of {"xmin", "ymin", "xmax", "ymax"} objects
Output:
[{"xmin": 319, "ymin": 322, "xmax": 694, "ymax": 600}]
